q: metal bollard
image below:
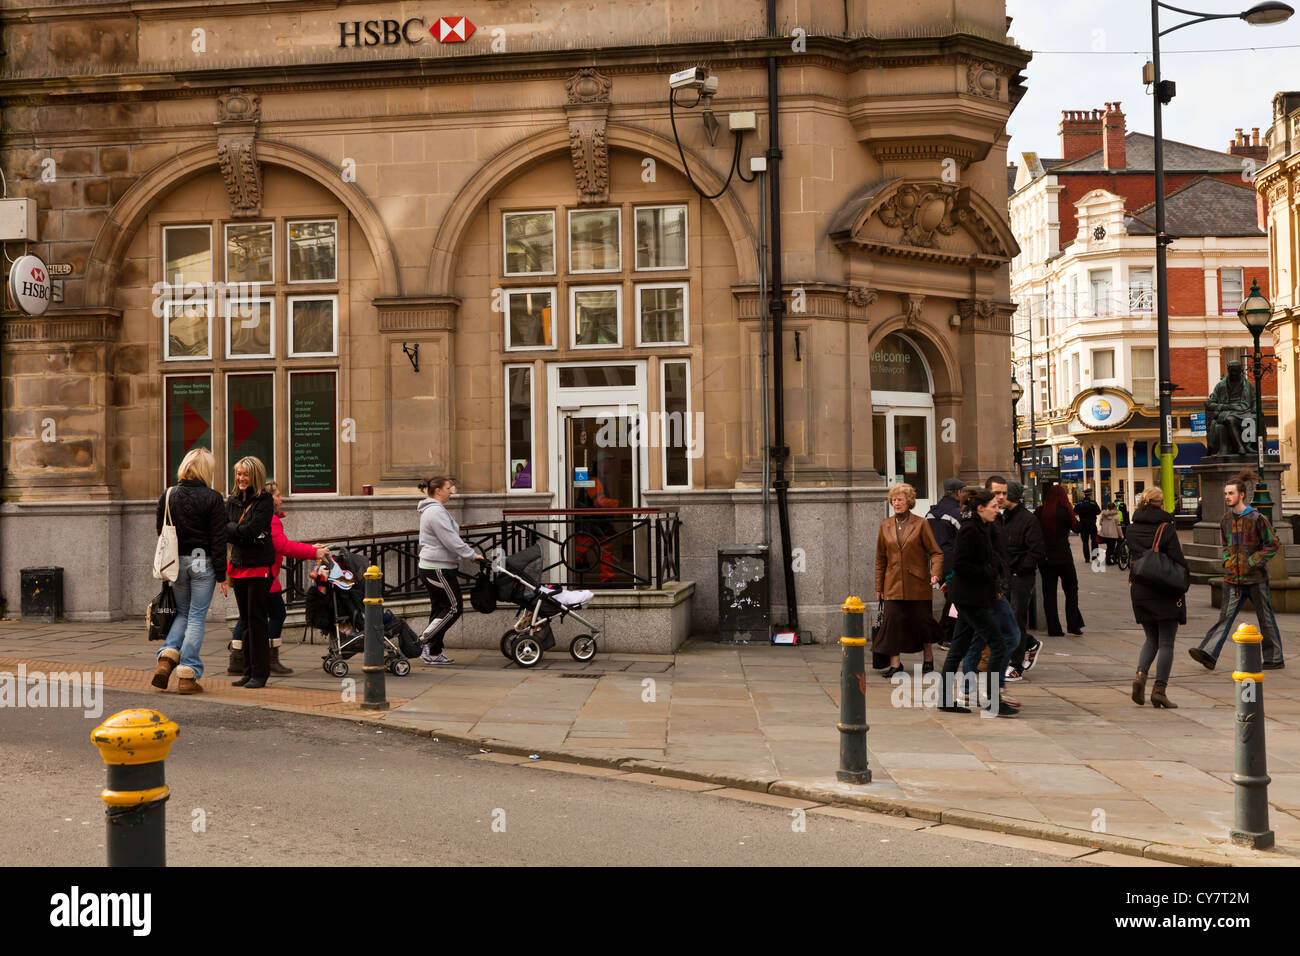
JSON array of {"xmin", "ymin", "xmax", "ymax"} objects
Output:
[
  {"xmin": 91, "ymin": 708, "xmax": 179, "ymax": 867},
  {"xmin": 837, "ymin": 596, "xmax": 871, "ymax": 784},
  {"xmin": 362, "ymin": 566, "xmax": 389, "ymax": 711},
  {"xmin": 1230, "ymin": 623, "xmax": 1273, "ymax": 849}
]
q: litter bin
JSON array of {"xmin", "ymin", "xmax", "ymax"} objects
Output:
[
  {"xmin": 21, "ymin": 567, "xmax": 64, "ymax": 621},
  {"xmin": 717, "ymin": 545, "xmax": 769, "ymax": 643}
]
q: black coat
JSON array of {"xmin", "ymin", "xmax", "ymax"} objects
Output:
[
  {"xmin": 1074, "ymin": 498, "xmax": 1101, "ymax": 530},
  {"xmin": 1126, "ymin": 505, "xmax": 1189, "ymax": 625},
  {"xmin": 226, "ymin": 491, "xmax": 275, "ymax": 568},
  {"xmin": 949, "ymin": 516, "xmax": 998, "ymax": 608},
  {"xmin": 1040, "ymin": 505, "xmax": 1076, "ymax": 564},
  {"xmin": 156, "ymin": 479, "xmax": 228, "ymax": 583},
  {"xmin": 926, "ymin": 494, "xmax": 962, "ymax": 577},
  {"xmin": 1000, "ymin": 504, "xmax": 1046, "ymax": 577}
]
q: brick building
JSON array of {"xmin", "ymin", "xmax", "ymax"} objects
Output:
[{"xmin": 1009, "ymin": 104, "xmax": 1274, "ymax": 512}]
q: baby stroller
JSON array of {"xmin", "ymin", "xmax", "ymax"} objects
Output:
[
  {"xmin": 305, "ymin": 547, "xmax": 412, "ymax": 678},
  {"xmin": 494, "ymin": 542, "xmax": 601, "ymax": 668}
]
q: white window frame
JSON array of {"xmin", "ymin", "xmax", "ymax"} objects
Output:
[
  {"xmin": 287, "ymin": 294, "xmax": 339, "ymax": 357},
  {"xmin": 224, "ymin": 297, "xmax": 275, "ymax": 360},
  {"xmin": 502, "ymin": 210, "xmax": 557, "ymax": 277},
  {"xmin": 569, "ymin": 284, "xmax": 623, "ymax": 350},
  {"xmin": 1092, "ymin": 347, "xmax": 1116, "ymax": 382},
  {"xmin": 1221, "ymin": 267, "xmax": 1245, "ymax": 315},
  {"xmin": 1131, "ymin": 347, "xmax": 1156, "ymax": 405},
  {"xmin": 286, "ymin": 218, "xmax": 338, "ymax": 284},
  {"xmin": 505, "ymin": 364, "xmax": 535, "ymax": 493},
  {"xmin": 1128, "ymin": 267, "xmax": 1154, "ymax": 313},
  {"xmin": 164, "ymin": 298, "xmax": 213, "ymax": 362},
  {"xmin": 162, "ymin": 223, "xmax": 213, "ymax": 286},
  {"xmin": 634, "ymin": 281, "xmax": 690, "ymax": 347},
  {"xmin": 1089, "ymin": 268, "xmax": 1113, "ymax": 316},
  {"xmin": 223, "ymin": 221, "xmax": 275, "ymax": 285},
  {"xmin": 660, "ymin": 358, "xmax": 692, "ymax": 489},
  {"xmin": 504, "ymin": 286, "xmax": 558, "ymax": 352},
  {"xmin": 566, "ymin": 208, "xmax": 621, "ymax": 275},
  {"xmin": 634, "ymin": 204, "xmax": 689, "ymax": 272},
  {"xmin": 224, "ymin": 370, "xmax": 276, "ymax": 482}
]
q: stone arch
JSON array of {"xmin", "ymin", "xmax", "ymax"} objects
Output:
[
  {"xmin": 84, "ymin": 140, "xmax": 401, "ymax": 305},
  {"xmin": 867, "ymin": 317, "xmax": 961, "ymax": 398},
  {"xmin": 425, "ymin": 123, "xmax": 757, "ymax": 293}
]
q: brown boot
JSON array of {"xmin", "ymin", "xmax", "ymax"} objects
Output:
[
  {"xmin": 226, "ymin": 641, "xmax": 245, "ymax": 675},
  {"xmin": 1131, "ymin": 670, "xmax": 1146, "ymax": 706},
  {"xmin": 152, "ymin": 648, "xmax": 180, "ymax": 690},
  {"xmin": 175, "ymin": 665, "xmax": 203, "ymax": 695},
  {"xmin": 268, "ymin": 644, "xmax": 294, "ymax": 675},
  {"xmin": 1150, "ymin": 683, "xmax": 1177, "ymax": 709}
]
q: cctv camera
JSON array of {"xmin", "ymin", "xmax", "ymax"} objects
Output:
[{"xmin": 669, "ymin": 67, "xmax": 709, "ymax": 91}]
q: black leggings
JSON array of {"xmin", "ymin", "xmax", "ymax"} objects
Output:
[
  {"xmin": 420, "ymin": 568, "xmax": 463, "ymax": 654},
  {"xmin": 1040, "ymin": 560, "xmax": 1084, "ymax": 634},
  {"xmin": 232, "ymin": 576, "xmax": 272, "ymax": 681}
]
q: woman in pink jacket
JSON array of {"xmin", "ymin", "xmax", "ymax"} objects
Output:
[{"xmin": 227, "ymin": 480, "xmax": 327, "ymax": 676}]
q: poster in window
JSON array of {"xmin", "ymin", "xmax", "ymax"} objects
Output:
[
  {"xmin": 227, "ymin": 374, "xmax": 274, "ymax": 480},
  {"xmin": 903, "ymin": 446, "xmax": 918, "ymax": 474},
  {"xmin": 165, "ymin": 376, "xmax": 212, "ymax": 484},
  {"xmin": 510, "ymin": 459, "xmax": 531, "ymax": 489},
  {"xmin": 290, "ymin": 371, "xmax": 337, "ymax": 493}
]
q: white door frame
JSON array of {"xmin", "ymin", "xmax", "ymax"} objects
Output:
[
  {"xmin": 546, "ymin": 360, "xmax": 649, "ymax": 508},
  {"xmin": 874, "ymin": 397, "xmax": 937, "ymax": 515}
]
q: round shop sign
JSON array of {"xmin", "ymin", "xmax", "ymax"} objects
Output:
[
  {"xmin": 8, "ymin": 255, "xmax": 51, "ymax": 316},
  {"xmin": 1077, "ymin": 391, "xmax": 1133, "ymax": 430}
]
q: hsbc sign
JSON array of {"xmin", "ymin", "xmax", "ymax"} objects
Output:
[{"xmin": 338, "ymin": 15, "xmax": 476, "ymax": 47}]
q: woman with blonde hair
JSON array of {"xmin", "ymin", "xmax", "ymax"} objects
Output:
[
  {"xmin": 874, "ymin": 482, "xmax": 944, "ymax": 678},
  {"xmin": 226, "ymin": 456, "xmax": 276, "ymax": 688},
  {"xmin": 1126, "ymin": 486, "xmax": 1189, "ymax": 708},
  {"xmin": 152, "ymin": 447, "xmax": 227, "ymax": 695}
]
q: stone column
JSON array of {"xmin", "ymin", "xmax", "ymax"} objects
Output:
[
  {"xmin": 1092, "ymin": 441, "xmax": 1101, "ymax": 493},
  {"xmin": 1126, "ymin": 439, "xmax": 1136, "ymax": 499}
]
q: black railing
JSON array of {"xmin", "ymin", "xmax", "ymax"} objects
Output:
[{"xmin": 283, "ymin": 508, "xmax": 681, "ymax": 610}]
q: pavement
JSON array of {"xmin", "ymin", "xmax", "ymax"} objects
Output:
[{"xmin": 3, "ymin": 536, "xmax": 1299, "ymax": 867}]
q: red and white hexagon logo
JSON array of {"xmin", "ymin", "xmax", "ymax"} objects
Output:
[{"xmin": 433, "ymin": 16, "xmax": 475, "ymax": 42}]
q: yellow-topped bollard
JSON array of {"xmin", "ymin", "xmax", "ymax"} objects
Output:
[
  {"xmin": 362, "ymin": 565, "xmax": 390, "ymax": 711},
  {"xmin": 91, "ymin": 709, "xmax": 179, "ymax": 866},
  {"xmin": 1230, "ymin": 622, "xmax": 1273, "ymax": 849},
  {"xmin": 836, "ymin": 596, "xmax": 871, "ymax": 783}
]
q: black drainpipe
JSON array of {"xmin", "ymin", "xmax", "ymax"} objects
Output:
[{"xmin": 766, "ymin": 0, "xmax": 798, "ymax": 632}]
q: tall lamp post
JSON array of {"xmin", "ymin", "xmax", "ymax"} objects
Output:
[
  {"xmin": 1147, "ymin": 1, "xmax": 1293, "ymax": 510},
  {"xmin": 1011, "ymin": 374, "xmax": 1024, "ymax": 478},
  {"xmin": 1239, "ymin": 278, "xmax": 1275, "ymax": 522}
]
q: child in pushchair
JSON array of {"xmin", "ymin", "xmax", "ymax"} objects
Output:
[
  {"xmin": 493, "ymin": 542, "xmax": 602, "ymax": 668},
  {"xmin": 305, "ymin": 547, "xmax": 416, "ymax": 678}
]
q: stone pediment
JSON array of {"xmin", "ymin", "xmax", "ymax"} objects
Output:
[{"xmin": 828, "ymin": 178, "xmax": 1019, "ymax": 269}]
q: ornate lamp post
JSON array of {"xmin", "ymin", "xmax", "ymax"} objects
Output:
[
  {"xmin": 1239, "ymin": 278, "xmax": 1275, "ymax": 522},
  {"xmin": 1146, "ymin": 1, "xmax": 1293, "ymax": 510},
  {"xmin": 1011, "ymin": 374, "xmax": 1024, "ymax": 476}
]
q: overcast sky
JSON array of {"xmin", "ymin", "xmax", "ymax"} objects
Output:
[{"xmin": 1005, "ymin": 0, "xmax": 1300, "ymax": 160}]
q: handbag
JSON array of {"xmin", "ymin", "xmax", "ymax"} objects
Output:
[
  {"xmin": 470, "ymin": 567, "xmax": 497, "ymax": 614},
  {"xmin": 152, "ymin": 487, "xmax": 179, "ymax": 582},
  {"xmin": 1131, "ymin": 522, "xmax": 1189, "ymax": 596},
  {"xmin": 870, "ymin": 601, "xmax": 890, "ymax": 669},
  {"xmin": 147, "ymin": 581, "xmax": 178, "ymax": 641}
]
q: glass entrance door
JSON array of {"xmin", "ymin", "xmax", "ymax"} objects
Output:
[
  {"xmin": 872, "ymin": 407, "xmax": 936, "ymax": 515},
  {"xmin": 563, "ymin": 409, "xmax": 639, "ymax": 585}
]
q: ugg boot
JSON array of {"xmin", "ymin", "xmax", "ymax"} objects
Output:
[
  {"xmin": 175, "ymin": 665, "xmax": 203, "ymax": 695},
  {"xmin": 268, "ymin": 643, "xmax": 294, "ymax": 675},
  {"xmin": 227, "ymin": 640, "xmax": 245, "ymax": 675},
  {"xmin": 152, "ymin": 648, "xmax": 180, "ymax": 690},
  {"xmin": 1131, "ymin": 670, "xmax": 1147, "ymax": 706},
  {"xmin": 1150, "ymin": 683, "xmax": 1177, "ymax": 709}
]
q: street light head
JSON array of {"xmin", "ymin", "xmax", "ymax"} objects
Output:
[
  {"xmin": 1241, "ymin": 2, "xmax": 1294, "ymax": 25},
  {"xmin": 1011, "ymin": 374, "xmax": 1024, "ymax": 404},
  {"xmin": 1238, "ymin": 278, "xmax": 1272, "ymax": 332}
]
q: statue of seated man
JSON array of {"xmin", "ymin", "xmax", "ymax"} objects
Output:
[{"xmin": 1206, "ymin": 361, "xmax": 1256, "ymax": 458}]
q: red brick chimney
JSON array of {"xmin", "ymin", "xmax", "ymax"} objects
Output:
[
  {"xmin": 1227, "ymin": 126, "xmax": 1268, "ymax": 163},
  {"xmin": 1102, "ymin": 102, "xmax": 1126, "ymax": 169},
  {"xmin": 1059, "ymin": 108, "xmax": 1104, "ymax": 161}
]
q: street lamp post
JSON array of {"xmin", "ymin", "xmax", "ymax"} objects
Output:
[
  {"xmin": 1240, "ymin": 278, "xmax": 1275, "ymax": 522},
  {"xmin": 1147, "ymin": 1, "xmax": 1293, "ymax": 509},
  {"xmin": 1011, "ymin": 374, "xmax": 1024, "ymax": 478}
]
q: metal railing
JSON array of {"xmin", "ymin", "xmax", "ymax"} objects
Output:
[{"xmin": 282, "ymin": 508, "xmax": 682, "ymax": 610}]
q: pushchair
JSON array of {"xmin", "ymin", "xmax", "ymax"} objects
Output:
[
  {"xmin": 305, "ymin": 547, "xmax": 413, "ymax": 678},
  {"xmin": 493, "ymin": 542, "xmax": 601, "ymax": 668}
]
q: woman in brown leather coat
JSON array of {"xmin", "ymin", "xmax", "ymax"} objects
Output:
[{"xmin": 875, "ymin": 482, "xmax": 944, "ymax": 678}]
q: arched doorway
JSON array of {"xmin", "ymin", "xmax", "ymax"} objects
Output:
[{"xmin": 871, "ymin": 332, "xmax": 937, "ymax": 514}]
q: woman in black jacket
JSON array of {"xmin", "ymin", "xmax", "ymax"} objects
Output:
[
  {"xmin": 1037, "ymin": 483, "xmax": 1085, "ymax": 636},
  {"xmin": 1126, "ymin": 487, "xmax": 1189, "ymax": 709},
  {"xmin": 226, "ymin": 455, "xmax": 276, "ymax": 688},
  {"xmin": 152, "ymin": 447, "xmax": 228, "ymax": 695}
]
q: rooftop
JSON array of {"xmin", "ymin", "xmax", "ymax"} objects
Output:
[{"xmin": 1124, "ymin": 177, "xmax": 1263, "ymax": 238}]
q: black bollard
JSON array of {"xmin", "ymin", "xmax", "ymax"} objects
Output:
[
  {"xmin": 1230, "ymin": 623, "xmax": 1273, "ymax": 849},
  {"xmin": 837, "ymin": 596, "xmax": 871, "ymax": 784},
  {"xmin": 91, "ymin": 709, "xmax": 179, "ymax": 867},
  {"xmin": 362, "ymin": 565, "xmax": 389, "ymax": 711}
]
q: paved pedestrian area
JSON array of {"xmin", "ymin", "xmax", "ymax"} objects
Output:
[{"xmin": 3, "ymin": 540, "xmax": 1298, "ymax": 864}]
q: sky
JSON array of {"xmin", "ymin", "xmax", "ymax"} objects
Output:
[{"xmin": 1004, "ymin": 0, "xmax": 1300, "ymax": 159}]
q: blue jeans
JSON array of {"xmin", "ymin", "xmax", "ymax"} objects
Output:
[
  {"xmin": 1198, "ymin": 581, "xmax": 1285, "ymax": 664},
  {"xmin": 159, "ymin": 554, "xmax": 216, "ymax": 679},
  {"xmin": 233, "ymin": 591, "xmax": 287, "ymax": 645},
  {"xmin": 943, "ymin": 601, "xmax": 1013, "ymax": 701},
  {"xmin": 961, "ymin": 596, "xmax": 1021, "ymax": 675}
]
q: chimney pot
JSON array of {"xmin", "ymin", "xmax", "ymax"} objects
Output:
[
  {"xmin": 1253, "ymin": 127, "xmax": 1260, "ymax": 146},
  {"xmin": 1236, "ymin": 128, "xmax": 1245, "ymax": 146}
]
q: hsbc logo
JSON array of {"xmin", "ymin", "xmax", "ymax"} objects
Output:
[{"xmin": 338, "ymin": 15, "xmax": 476, "ymax": 48}]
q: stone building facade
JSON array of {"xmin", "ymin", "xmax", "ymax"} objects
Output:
[{"xmin": 0, "ymin": 1, "xmax": 1027, "ymax": 638}]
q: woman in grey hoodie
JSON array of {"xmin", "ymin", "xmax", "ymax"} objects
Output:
[{"xmin": 416, "ymin": 476, "xmax": 482, "ymax": 664}]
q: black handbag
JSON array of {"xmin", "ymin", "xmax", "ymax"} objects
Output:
[
  {"xmin": 147, "ymin": 582, "xmax": 177, "ymax": 642},
  {"xmin": 1131, "ymin": 522, "xmax": 1189, "ymax": 596},
  {"xmin": 470, "ymin": 568, "xmax": 497, "ymax": 614},
  {"xmin": 870, "ymin": 602, "xmax": 890, "ymax": 669}
]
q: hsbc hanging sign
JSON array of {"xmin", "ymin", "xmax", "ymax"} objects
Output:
[
  {"xmin": 337, "ymin": 15, "xmax": 476, "ymax": 48},
  {"xmin": 8, "ymin": 255, "xmax": 51, "ymax": 316}
]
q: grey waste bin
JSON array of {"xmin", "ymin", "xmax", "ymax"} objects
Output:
[
  {"xmin": 21, "ymin": 567, "xmax": 64, "ymax": 621},
  {"xmin": 717, "ymin": 545, "xmax": 770, "ymax": 643}
]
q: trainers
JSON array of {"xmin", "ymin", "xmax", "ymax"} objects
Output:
[
  {"xmin": 1023, "ymin": 639, "xmax": 1043, "ymax": 671},
  {"xmin": 1000, "ymin": 692, "xmax": 1021, "ymax": 708},
  {"xmin": 419, "ymin": 648, "xmax": 438, "ymax": 664},
  {"xmin": 428, "ymin": 652, "xmax": 455, "ymax": 665},
  {"xmin": 1188, "ymin": 647, "xmax": 1216, "ymax": 671},
  {"xmin": 1004, "ymin": 667, "xmax": 1023, "ymax": 682}
]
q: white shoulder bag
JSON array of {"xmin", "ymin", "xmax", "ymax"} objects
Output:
[{"xmin": 153, "ymin": 487, "xmax": 180, "ymax": 582}]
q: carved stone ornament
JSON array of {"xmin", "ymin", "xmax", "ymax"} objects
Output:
[
  {"xmin": 878, "ymin": 183, "xmax": 957, "ymax": 248},
  {"xmin": 958, "ymin": 299, "xmax": 995, "ymax": 323},
  {"xmin": 217, "ymin": 136, "xmax": 263, "ymax": 218},
  {"xmin": 904, "ymin": 294, "xmax": 925, "ymax": 326},
  {"xmin": 218, "ymin": 88, "xmax": 261, "ymax": 124},
  {"xmin": 966, "ymin": 62, "xmax": 999, "ymax": 99},
  {"xmin": 566, "ymin": 68, "xmax": 612, "ymax": 106},
  {"xmin": 846, "ymin": 286, "xmax": 878, "ymax": 307},
  {"xmin": 569, "ymin": 124, "xmax": 609, "ymax": 205}
]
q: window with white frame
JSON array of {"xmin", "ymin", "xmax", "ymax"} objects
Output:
[
  {"xmin": 1222, "ymin": 346, "xmax": 1248, "ymax": 371},
  {"xmin": 636, "ymin": 283, "xmax": 688, "ymax": 346},
  {"xmin": 635, "ymin": 205, "xmax": 687, "ymax": 270},
  {"xmin": 1129, "ymin": 267, "xmax": 1154, "ymax": 313},
  {"xmin": 1090, "ymin": 269, "xmax": 1113, "ymax": 316},
  {"xmin": 287, "ymin": 220, "xmax": 337, "ymax": 283},
  {"xmin": 661, "ymin": 359, "xmax": 691, "ymax": 488},
  {"xmin": 225, "ymin": 222, "xmax": 274, "ymax": 284},
  {"xmin": 506, "ymin": 365, "xmax": 534, "ymax": 491},
  {"xmin": 288, "ymin": 296, "xmax": 338, "ymax": 356},
  {"xmin": 1221, "ymin": 268, "xmax": 1244, "ymax": 314},
  {"xmin": 225, "ymin": 298, "xmax": 274, "ymax": 359},
  {"xmin": 568, "ymin": 209, "xmax": 620, "ymax": 273},
  {"xmin": 1131, "ymin": 348, "xmax": 1156, "ymax": 405},
  {"xmin": 505, "ymin": 288, "xmax": 556, "ymax": 350},
  {"xmin": 1036, "ymin": 364, "xmax": 1049, "ymax": 414},
  {"xmin": 1070, "ymin": 353, "xmax": 1081, "ymax": 398},
  {"xmin": 503, "ymin": 211, "xmax": 555, "ymax": 276},
  {"xmin": 1092, "ymin": 348, "xmax": 1115, "ymax": 381},
  {"xmin": 1068, "ymin": 275, "xmax": 1078, "ymax": 317},
  {"xmin": 570, "ymin": 286, "xmax": 621, "ymax": 348}
]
